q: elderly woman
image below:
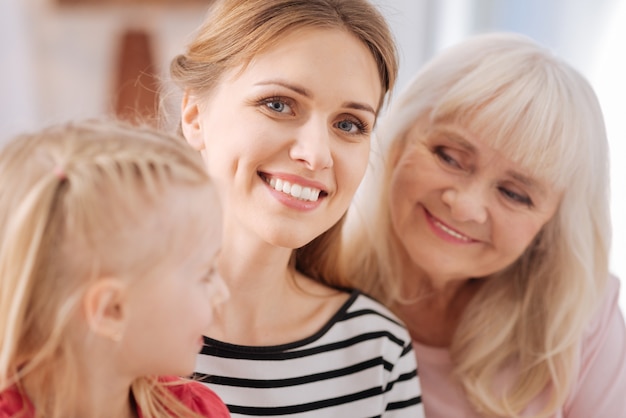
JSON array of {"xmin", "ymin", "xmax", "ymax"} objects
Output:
[{"xmin": 342, "ymin": 32, "xmax": 626, "ymax": 417}]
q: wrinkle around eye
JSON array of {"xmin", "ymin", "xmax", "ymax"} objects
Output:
[
  {"xmin": 498, "ymin": 186, "xmax": 533, "ymax": 207},
  {"xmin": 434, "ymin": 146, "xmax": 462, "ymax": 169}
]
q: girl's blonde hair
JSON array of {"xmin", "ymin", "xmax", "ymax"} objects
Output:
[
  {"xmin": 342, "ymin": 32, "xmax": 611, "ymax": 417},
  {"xmin": 0, "ymin": 120, "xmax": 216, "ymax": 418},
  {"xmin": 169, "ymin": 0, "xmax": 399, "ymax": 288}
]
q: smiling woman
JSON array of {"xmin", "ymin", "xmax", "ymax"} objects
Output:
[
  {"xmin": 390, "ymin": 122, "xmax": 561, "ymax": 283},
  {"xmin": 168, "ymin": 0, "xmax": 424, "ymax": 417},
  {"xmin": 181, "ymin": 28, "xmax": 379, "ymax": 251},
  {"xmin": 341, "ymin": 32, "xmax": 626, "ymax": 417}
]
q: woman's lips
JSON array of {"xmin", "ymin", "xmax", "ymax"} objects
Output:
[{"xmin": 423, "ymin": 207, "xmax": 477, "ymax": 243}]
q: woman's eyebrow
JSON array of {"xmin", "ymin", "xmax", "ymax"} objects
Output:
[
  {"xmin": 507, "ymin": 170, "xmax": 547, "ymax": 196},
  {"xmin": 255, "ymin": 79, "xmax": 311, "ymax": 97},
  {"xmin": 433, "ymin": 129, "xmax": 477, "ymax": 153},
  {"xmin": 342, "ymin": 101, "xmax": 376, "ymax": 115},
  {"xmin": 255, "ymin": 79, "xmax": 376, "ymax": 115}
]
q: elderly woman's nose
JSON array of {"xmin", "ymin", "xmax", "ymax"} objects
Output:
[{"xmin": 441, "ymin": 184, "xmax": 489, "ymax": 224}]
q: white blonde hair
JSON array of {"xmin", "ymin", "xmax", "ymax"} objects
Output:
[
  {"xmin": 342, "ymin": 32, "xmax": 611, "ymax": 417},
  {"xmin": 0, "ymin": 120, "xmax": 216, "ymax": 418}
]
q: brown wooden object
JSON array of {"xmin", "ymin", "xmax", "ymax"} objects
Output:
[{"xmin": 113, "ymin": 29, "xmax": 159, "ymax": 125}]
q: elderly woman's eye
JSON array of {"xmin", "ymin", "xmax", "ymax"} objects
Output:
[
  {"xmin": 434, "ymin": 147, "xmax": 461, "ymax": 168},
  {"xmin": 499, "ymin": 187, "xmax": 533, "ymax": 207}
]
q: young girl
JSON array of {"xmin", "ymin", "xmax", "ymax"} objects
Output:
[
  {"xmin": 0, "ymin": 120, "xmax": 231, "ymax": 418},
  {"xmin": 171, "ymin": 0, "xmax": 424, "ymax": 416}
]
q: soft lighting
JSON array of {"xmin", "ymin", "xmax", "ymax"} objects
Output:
[{"xmin": 591, "ymin": 0, "xmax": 626, "ymax": 312}]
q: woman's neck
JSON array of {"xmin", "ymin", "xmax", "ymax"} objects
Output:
[
  {"xmin": 394, "ymin": 261, "xmax": 482, "ymax": 348},
  {"xmin": 209, "ymin": 237, "xmax": 348, "ymax": 346},
  {"xmin": 219, "ymin": 235, "xmax": 293, "ymax": 285}
]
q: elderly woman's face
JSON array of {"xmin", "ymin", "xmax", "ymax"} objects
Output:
[{"xmin": 389, "ymin": 121, "xmax": 561, "ymax": 282}]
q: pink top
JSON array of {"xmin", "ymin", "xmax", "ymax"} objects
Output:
[{"xmin": 414, "ymin": 275, "xmax": 626, "ymax": 418}]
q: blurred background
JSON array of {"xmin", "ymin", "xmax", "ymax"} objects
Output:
[{"xmin": 1, "ymin": 0, "xmax": 624, "ymax": 311}]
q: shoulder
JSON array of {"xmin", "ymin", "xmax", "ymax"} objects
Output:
[
  {"xmin": 349, "ymin": 291, "xmax": 409, "ymax": 329},
  {"xmin": 159, "ymin": 377, "xmax": 230, "ymax": 418},
  {"xmin": 342, "ymin": 291, "xmax": 413, "ymax": 347},
  {"xmin": 563, "ymin": 275, "xmax": 626, "ymax": 413},
  {"xmin": 583, "ymin": 274, "xmax": 623, "ymax": 338},
  {"xmin": 0, "ymin": 386, "xmax": 33, "ymax": 418}
]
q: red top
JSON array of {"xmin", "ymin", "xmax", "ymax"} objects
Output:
[
  {"xmin": 0, "ymin": 377, "xmax": 230, "ymax": 418},
  {"xmin": 0, "ymin": 385, "xmax": 33, "ymax": 418}
]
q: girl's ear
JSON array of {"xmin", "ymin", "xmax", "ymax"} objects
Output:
[
  {"xmin": 83, "ymin": 279, "xmax": 128, "ymax": 343},
  {"xmin": 181, "ymin": 91, "xmax": 205, "ymax": 151}
]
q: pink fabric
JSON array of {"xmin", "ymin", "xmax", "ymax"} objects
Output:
[
  {"xmin": 0, "ymin": 386, "xmax": 32, "ymax": 418},
  {"xmin": 139, "ymin": 377, "xmax": 231, "ymax": 418},
  {"xmin": 414, "ymin": 275, "xmax": 626, "ymax": 418},
  {"xmin": 0, "ymin": 377, "xmax": 230, "ymax": 418}
]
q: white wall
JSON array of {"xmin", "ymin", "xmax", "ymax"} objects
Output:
[
  {"xmin": 592, "ymin": 1, "xmax": 626, "ymax": 312},
  {"xmin": 0, "ymin": 0, "xmax": 208, "ymax": 143},
  {"xmin": 371, "ymin": 0, "xmax": 430, "ymax": 94},
  {"xmin": 1, "ymin": 0, "xmax": 38, "ymax": 139}
]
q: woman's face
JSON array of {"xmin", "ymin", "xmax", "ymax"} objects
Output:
[
  {"xmin": 182, "ymin": 28, "xmax": 381, "ymax": 249},
  {"xmin": 389, "ymin": 120, "xmax": 561, "ymax": 283}
]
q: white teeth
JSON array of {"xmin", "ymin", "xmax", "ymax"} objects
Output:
[
  {"xmin": 433, "ymin": 219, "xmax": 471, "ymax": 242},
  {"xmin": 264, "ymin": 177, "xmax": 322, "ymax": 202},
  {"xmin": 290, "ymin": 184, "xmax": 302, "ymax": 198}
]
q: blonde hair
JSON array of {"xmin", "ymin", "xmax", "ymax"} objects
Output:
[
  {"xmin": 169, "ymin": 0, "xmax": 398, "ymax": 288},
  {"xmin": 170, "ymin": 0, "xmax": 397, "ymax": 110},
  {"xmin": 343, "ymin": 32, "xmax": 611, "ymax": 416},
  {"xmin": 0, "ymin": 120, "xmax": 216, "ymax": 418}
]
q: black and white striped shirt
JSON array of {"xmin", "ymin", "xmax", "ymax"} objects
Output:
[{"xmin": 194, "ymin": 290, "xmax": 424, "ymax": 417}]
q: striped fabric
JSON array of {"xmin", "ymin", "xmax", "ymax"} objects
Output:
[{"xmin": 194, "ymin": 290, "xmax": 424, "ymax": 417}]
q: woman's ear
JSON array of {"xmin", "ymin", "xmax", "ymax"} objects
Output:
[
  {"xmin": 83, "ymin": 279, "xmax": 128, "ymax": 343},
  {"xmin": 181, "ymin": 91, "xmax": 205, "ymax": 151}
]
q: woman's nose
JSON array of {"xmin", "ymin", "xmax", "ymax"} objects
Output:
[
  {"xmin": 441, "ymin": 184, "xmax": 488, "ymax": 224},
  {"xmin": 288, "ymin": 117, "xmax": 333, "ymax": 171}
]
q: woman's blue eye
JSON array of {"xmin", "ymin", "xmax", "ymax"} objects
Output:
[
  {"xmin": 266, "ymin": 101, "xmax": 286, "ymax": 112},
  {"xmin": 338, "ymin": 120, "xmax": 355, "ymax": 132},
  {"xmin": 499, "ymin": 187, "xmax": 533, "ymax": 207},
  {"xmin": 258, "ymin": 97, "xmax": 295, "ymax": 115},
  {"xmin": 336, "ymin": 119, "xmax": 367, "ymax": 135}
]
